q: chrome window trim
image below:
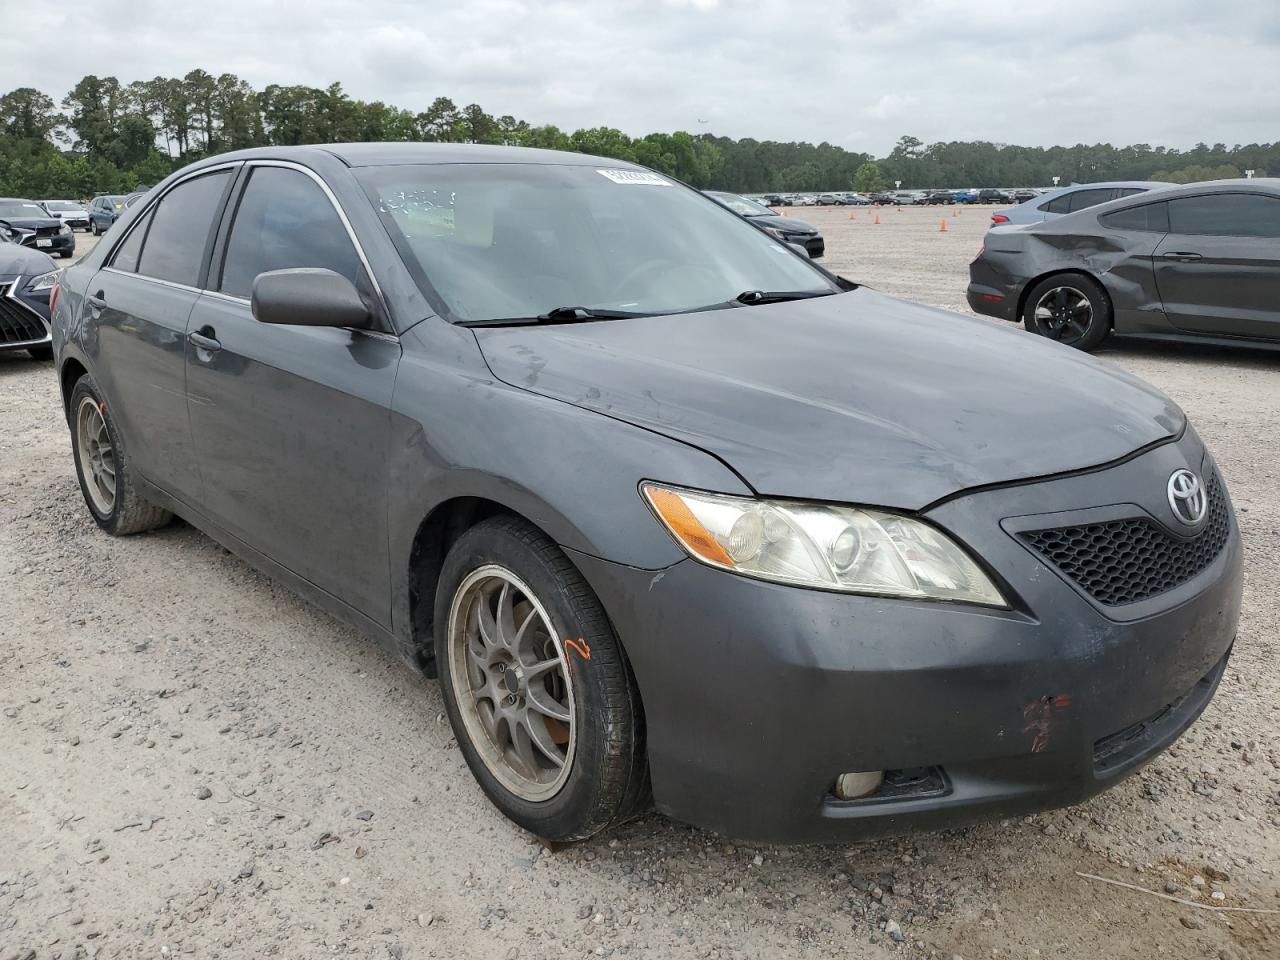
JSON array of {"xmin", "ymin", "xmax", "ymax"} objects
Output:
[{"xmin": 100, "ymin": 266, "xmax": 200, "ymax": 295}]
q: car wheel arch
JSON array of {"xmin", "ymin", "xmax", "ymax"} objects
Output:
[
  {"xmin": 1016, "ymin": 268, "xmax": 1114, "ymax": 330},
  {"xmin": 59, "ymin": 357, "xmax": 89, "ymax": 420}
]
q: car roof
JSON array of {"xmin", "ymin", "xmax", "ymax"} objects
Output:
[{"xmin": 195, "ymin": 142, "xmax": 645, "ymax": 170}]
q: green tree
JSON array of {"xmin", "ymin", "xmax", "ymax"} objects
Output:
[{"xmin": 852, "ymin": 161, "xmax": 884, "ymax": 193}]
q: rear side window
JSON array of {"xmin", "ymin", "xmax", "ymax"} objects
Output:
[
  {"xmin": 1099, "ymin": 201, "xmax": 1169, "ymax": 233},
  {"xmin": 219, "ymin": 167, "xmax": 361, "ymax": 299},
  {"xmin": 136, "ymin": 170, "xmax": 233, "ymax": 287},
  {"xmin": 1042, "ymin": 194, "xmax": 1072, "ymax": 214},
  {"xmin": 1067, "ymin": 188, "xmax": 1118, "ymax": 212},
  {"xmin": 109, "ymin": 207, "xmax": 155, "ymax": 272},
  {"xmin": 1168, "ymin": 193, "xmax": 1280, "ymax": 238}
]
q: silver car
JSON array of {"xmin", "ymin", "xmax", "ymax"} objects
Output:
[
  {"xmin": 40, "ymin": 199, "xmax": 90, "ymax": 231},
  {"xmin": 990, "ymin": 181, "xmax": 1174, "ymax": 226}
]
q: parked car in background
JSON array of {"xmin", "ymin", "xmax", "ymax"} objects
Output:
[
  {"xmin": 51, "ymin": 142, "xmax": 1239, "ymax": 845},
  {"xmin": 41, "ymin": 200, "xmax": 91, "ymax": 231},
  {"xmin": 88, "ymin": 195, "xmax": 128, "ymax": 235},
  {"xmin": 762, "ymin": 194, "xmax": 786, "ymax": 207},
  {"xmin": 704, "ymin": 190, "xmax": 825, "ymax": 258},
  {"xmin": 0, "ymin": 227, "xmax": 57, "ymax": 359},
  {"xmin": 870, "ymin": 192, "xmax": 897, "ymax": 205},
  {"xmin": 969, "ymin": 178, "xmax": 1280, "ymax": 352},
  {"xmin": 894, "ymin": 191, "xmax": 928, "ymax": 205},
  {"xmin": 0, "ymin": 198, "xmax": 75, "ymax": 258},
  {"xmin": 977, "ymin": 189, "xmax": 1013, "ymax": 204},
  {"xmin": 1011, "ymin": 190, "xmax": 1038, "ymax": 204},
  {"xmin": 924, "ymin": 190, "xmax": 955, "ymax": 205},
  {"xmin": 990, "ymin": 181, "xmax": 1174, "ymax": 226},
  {"xmin": 952, "ymin": 189, "xmax": 979, "ymax": 204}
]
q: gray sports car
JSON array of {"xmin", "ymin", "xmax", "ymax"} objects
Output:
[
  {"xmin": 969, "ymin": 178, "xmax": 1280, "ymax": 351},
  {"xmin": 51, "ymin": 144, "xmax": 1241, "ymax": 843}
]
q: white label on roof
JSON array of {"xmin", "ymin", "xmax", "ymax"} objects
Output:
[{"xmin": 596, "ymin": 169, "xmax": 671, "ymax": 186}]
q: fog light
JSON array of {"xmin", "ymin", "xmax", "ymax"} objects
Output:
[{"xmin": 834, "ymin": 770, "xmax": 884, "ymax": 800}]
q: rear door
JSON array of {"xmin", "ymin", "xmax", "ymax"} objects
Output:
[
  {"xmin": 1153, "ymin": 192, "xmax": 1280, "ymax": 339},
  {"xmin": 87, "ymin": 166, "xmax": 237, "ymax": 501},
  {"xmin": 185, "ymin": 162, "xmax": 400, "ymax": 622}
]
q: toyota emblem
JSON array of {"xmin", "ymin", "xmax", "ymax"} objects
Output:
[{"xmin": 1167, "ymin": 469, "xmax": 1207, "ymax": 526}]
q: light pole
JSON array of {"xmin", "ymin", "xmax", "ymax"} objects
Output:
[
  {"xmin": 894, "ymin": 180, "xmax": 902, "ymax": 190},
  {"xmin": 1052, "ymin": 176, "xmax": 1060, "ymax": 187},
  {"xmin": 1246, "ymin": 169, "xmax": 1255, "ymax": 179}
]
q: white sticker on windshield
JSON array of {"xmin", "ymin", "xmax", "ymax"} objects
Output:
[{"xmin": 596, "ymin": 169, "xmax": 672, "ymax": 186}]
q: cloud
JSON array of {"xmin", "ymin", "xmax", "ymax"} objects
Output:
[{"xmin": 2, "ymin": 0, "xmax": 1277, "ymax": 154}]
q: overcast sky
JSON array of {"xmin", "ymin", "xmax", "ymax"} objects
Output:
[{"xmin": 4, "ymin": 0, "xmax": 1277, "ymax": 154}]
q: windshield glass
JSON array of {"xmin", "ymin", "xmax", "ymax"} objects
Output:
[
  {"xmin": 43, "ymin": 201, "xmax": 83, "ymax": 211},
  {"xmin": 358, "ymin": 163, "xmax": 837, "ymax": 323},
  {"xmin": 0, "ymin": 200, "xmax": 48, "ymax": 218},
  {"xmin": 707, "ymin": 191, "xmax": 773, "ymax": 217}
]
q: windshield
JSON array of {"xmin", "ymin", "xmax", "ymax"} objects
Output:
[
  {"xmin": 358, "ymin": 163, "xmax": 837, "ymax": 323},
  {"xmin": 0, "ymin": 200, "xmax": 48, "ymax": 218},
  {"xmin": 707, "ymin": 191, "xmax": 774, "ymax": 217},
  {"xmin": 43, "ymin": 200, "xmax": 83, "ymax": 211}
]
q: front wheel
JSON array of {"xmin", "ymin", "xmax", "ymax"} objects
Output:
[
  {"xmin": 434, "ymin": 515, "xmax": 649, "ymax": 842},
  {"xmin": 1022, "ymin": 274, "xmax": 1112, "ymax": 351}
]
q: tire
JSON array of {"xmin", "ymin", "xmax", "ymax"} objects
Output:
[
  {"xmin": 1022, "ymin": 273, "xmax": 1112, "ymax": 351},
  {"xmin": 68, "ymin": 375, "xmax": 172, "ymax": 536},
  {"xmin": 90, "ymin": 220, "xmax": 100, "ymax": 236},
  {"xmin": 27, "ymin": 345, "xmax": 53, "ymax": 361},
  {"xmin": 434, "ymin": 515, "xmax": 649, "ymax": 842}
]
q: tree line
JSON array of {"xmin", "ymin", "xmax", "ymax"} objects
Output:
[{"xmin": 1, "ymin": 71, "xmax": 1275, "ymax": 200}]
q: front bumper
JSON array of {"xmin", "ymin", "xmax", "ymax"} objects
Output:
[
  {"xmin": 573, "ymin": 436, "xmax": 1242, "ymax": 843},
  {"xmin": 0, "ymin": 279, "xmax": 52, "ymax": 351},
  {"xmin": 22, "ymin": 234, "xmax": 74, "ymax": 256}
]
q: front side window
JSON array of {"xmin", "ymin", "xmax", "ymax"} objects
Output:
[
  {"xmin": 358, "ymin": 163, "xmax": 838, "ymax": 323},
  {"xmin": 1067, "ymin": 188, "xmax": 1117, "ymax": 212},
  {"xmin": 136, "ymin": 171, "xmax": 232, "ymax": 286},
  {"xmin": 1168, "ymin": 193, "xmax": 1280, "ymax": 238},
  {"xmin": 219, "ymin": 166, "xmax": 362, "ymax": 299}
]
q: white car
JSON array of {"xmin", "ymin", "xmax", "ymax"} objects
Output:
[{"xmin": 40, "ymin": 200, "xmax": 90, "ymax": 231}]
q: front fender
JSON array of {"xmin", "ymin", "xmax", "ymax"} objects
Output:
[{"xmin": 386, "ymin": 319, "xmax": 752, "ymax": 642}]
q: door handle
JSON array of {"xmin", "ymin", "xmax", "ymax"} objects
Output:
[
  {"xmin": 187, "ymin": 329, "xmax": 222, "ymax": 353},
  {"xmin": 1160, "ymin": 251, "xmax": 1202, "ymax": 262},
  {"xmin": 87, "ymin": 292, "xmax": 106, "ymax": 310}
]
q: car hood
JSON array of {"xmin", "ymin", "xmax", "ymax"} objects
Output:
[
  {"xmin": 474, "ymin": 289, "xmax": 1183, "ymax": 508},
  {"xmin": 0, "ymin": 244, "xmax": 58, "ymax": 276},
  {"xmin": 748, "ymin": 214, "xmax": 818, "ymax": 236},
  {"xmin": 0, "ymin": 216, "xmax": 61, "ymax": 230}
]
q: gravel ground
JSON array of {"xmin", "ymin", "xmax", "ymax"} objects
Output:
[{"xmin": 2, "ymin": 210, "xmax": 1277, "ymax": 960}]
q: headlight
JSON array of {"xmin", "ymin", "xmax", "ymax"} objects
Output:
[
  {"xmin": 642, "ymin": 483, "xmax": 1007, "ymax": 606},
  {"xmin": 59, "ymin": 222, "xmax": 72, "ymax": 235},
  {"xmin": 26, "ymin": 270, "xmax": 59, "ymax": 292}
]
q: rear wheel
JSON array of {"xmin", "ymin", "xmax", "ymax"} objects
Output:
[
  {"xmin": 1022, "ymin": 274, "xmax": 1112, "ymax": 351},
  {"xmin": 434, "ymin": 515, "xmax": 649, "ymax": 841},
  {"xmin": 69, "ymin": 375, "xmax": 172, "ymax": 536}
]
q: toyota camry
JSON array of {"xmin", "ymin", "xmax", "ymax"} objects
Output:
[{"xmin": 51, "ymin": 144, "xmax": 1242, "ymax": 843}]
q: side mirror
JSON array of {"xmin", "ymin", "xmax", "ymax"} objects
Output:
[{"xmin": 251, "ymin": 268, "xmax": 371, "ymax": 329}]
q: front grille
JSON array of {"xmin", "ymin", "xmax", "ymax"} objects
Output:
[
  {"xmin": 35, "ymin": 225, "xmax": 59, "ymax": 237},
  {"xmin": 1020, "ymin": 470, "xmax": 1229, "ymax": 606},
  {"xmin": 0, "ymin": 283, "xmax": 50, "ymax": 345}
]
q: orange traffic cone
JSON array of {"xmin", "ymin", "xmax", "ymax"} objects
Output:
[
  {"xmin": 940, "ymin": 219, "xmax": 947, "ymax": 233},
  {"xmin": 874, "ymin": 214, "xmax": 881, "ymax": 224},
  {"xmin": 896, "ymin": 206, "xmax": 902, "ymax": 213},
  {"xmin": 952, "ymin": 208, "xmax": 959, "ymax": 217},
  {"xmin": 849, "ymin": 210, "xmax": 856, "ymax": 221},
  {"xmin": 780, "ymin": 208, "xmax": 787, "ymax": 217}
]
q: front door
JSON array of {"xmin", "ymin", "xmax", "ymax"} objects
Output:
[
  {"xmin": 185, "ymin": 164, "xmax": 400, "ymax": 622},
  {"xmin": 1153, "ymin": 191, "xmax": 1280, "ymax": 340}
]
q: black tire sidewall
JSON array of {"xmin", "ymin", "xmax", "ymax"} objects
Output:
[
  {"xmin": 1023, "ymin": 274, "xmax": 1111, "ymax": 351},
  {"xmin": 434, "ymin": 518, "xmax": 637, "ymax": 841},
  {"xmin": 68, "ymin": 376, "xmax": 122, "ymax": 532}
]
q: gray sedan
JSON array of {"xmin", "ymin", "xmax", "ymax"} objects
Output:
[
  {"xmin": 51, "ymin": 144, "xmax": 1240, "ymax": 843},
  {"xmin": 989, "ymin": 180, "xmax": 1174, "ymax": 226}
]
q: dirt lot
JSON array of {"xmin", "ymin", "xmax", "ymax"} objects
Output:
[{"xmin": 2, "ymin": 209, "xmax": 1278, "ymax": 960}]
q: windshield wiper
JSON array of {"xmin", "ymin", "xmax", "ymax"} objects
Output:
[
  {"xmin": 734, "ymin": 289, "xmax": 839, "ymax": 306},
  {"xmin": 462, "ymin": 306, "xmax": 649, "ymax": 327}
]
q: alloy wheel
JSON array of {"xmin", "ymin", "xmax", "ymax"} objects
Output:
[
  {"xmin": 447, "ymin": 565, "xmax": 576, "ymax": 802},
  {"xmin": 1033, "ymin": 285, "xmax": 1093, "ymax": 343},
  {"xmin": 76, "ymin": 396, "xmax": 116, "ymax": 515}
]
